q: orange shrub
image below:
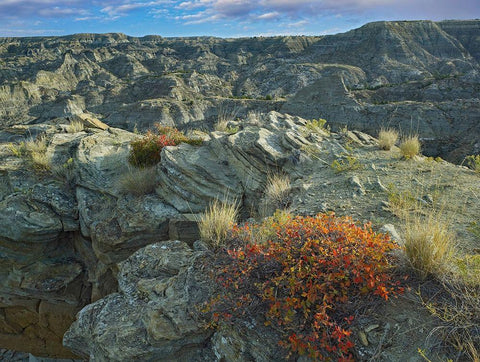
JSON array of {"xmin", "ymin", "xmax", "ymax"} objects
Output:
[{"xmin": 208, "ymin": 213, "xmax": 404, "ymax": 361}]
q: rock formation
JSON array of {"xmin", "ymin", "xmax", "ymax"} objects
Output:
[
  {"xmin": 0, "ymin": 109, "xmax": 479, "ymax": 359},
  {"xmin": 0, "ymin": 19, "xmax": 479, "ymax": 361},
  {"xmin": 1, "ymin": 20, "xmax": 479, "ymax": 162}
]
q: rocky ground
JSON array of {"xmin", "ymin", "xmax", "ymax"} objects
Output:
[{"xmin": 0, "ymin": 110, "xmax": 478, "ymax": 360}]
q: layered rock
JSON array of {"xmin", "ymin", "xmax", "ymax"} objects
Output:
[
  {"xmin": 1, "ymin": 108, "xmax": 479, "ymax": 360},
  {"xmin": 0, "ymin": 121, "xmax": 180, "ymax": 357},
  {"xmin": 1, "ymin": 20, "xmax": 479, "ymax": 162},
  {"xmin": 64, "ymin": 240, "xmax": 216, "ymax": 361}
]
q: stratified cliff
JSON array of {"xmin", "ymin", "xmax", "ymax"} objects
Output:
[{"xmin": 1, "ymin": 20, "xmax": 479, "ymax": 162}]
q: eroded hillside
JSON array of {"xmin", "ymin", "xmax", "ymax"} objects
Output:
[{"xmin": 1, "ymin": 20, "xmax": 479, "ymax": 162}]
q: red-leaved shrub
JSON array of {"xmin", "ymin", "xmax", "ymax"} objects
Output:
[{"xmin": 207, "ymin": 213, "xmax": 404, "ymax": 360}]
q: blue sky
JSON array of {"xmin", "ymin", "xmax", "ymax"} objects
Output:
[{"xmin": 1, "ymin": 0, "xmax": 479, "ymax": 38}]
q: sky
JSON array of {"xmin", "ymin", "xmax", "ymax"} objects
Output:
[{"xmin": 0, "ymin": 0, "xmax": 479, "ymax": 38}]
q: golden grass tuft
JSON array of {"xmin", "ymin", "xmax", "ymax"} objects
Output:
[
  {"xmin": 199, "ymin": 198, "xmax": 239, "ymax": 248},
  {"xmin": 264, "ymin": 174, "xmax": 291, "ymax": 207},
  {"xmin": 214, "ymin": 119, "xmax": 228, "ymax": 132},
  {"xmin": 247, "ymin": 209, "xmax": 293, "ymax": 245},
  {"xmin": 214, "ymin": 120, "xmax": 239, "ymax": 134},
  {"xmin": 116, "ymin": 167, "xmax": 157, "ymax": 196},
  {"xmin": 66, "ymin": 119, "xmax": 85, "ymax": 133},
  {"xmin": 399, "ymin": 135, "xmax": 421, "ymax": 159},
  {"xmin": 25, "ymin": 137, "xmax": 51, "ymax": 171},
  {"xmin": 378, "ymin": 128, "xmax": 398, "ymax": 150},
  {"xmin": 403, "ymin": 212, "xmax": 456, "ymax": 280}
]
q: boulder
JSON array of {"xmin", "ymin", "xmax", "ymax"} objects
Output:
[
  {"xmin": 64, "ymin": 241, "xmax": 216, "ymax": 361},
  {"xmin": 75, "ymin": 128, "xmax": 137, "ymax": 195}
]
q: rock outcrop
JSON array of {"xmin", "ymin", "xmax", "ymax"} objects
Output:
[
  {"xmin": 1, "ymin": 20, "xmax": 479, "ymax": 162},
  {"xmin": 0, "ymin": 109, "xmax": 479, "ymax": 359},
  {"xmin": 64, "ymin": 240, "xmax": 216, "ymax": 361}
]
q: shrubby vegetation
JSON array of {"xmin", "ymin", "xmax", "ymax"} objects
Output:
[
  {"xmin": 205, "ymin": 213, "xmax": 404, "ymax": 360},
  {"xmin": 331, "ymin": 154, "xmax": 363, "ymax": 173},
  {"xmin": 8, "ymin": 136, "xmax": 51, "ymax": 172},
  {"xmin": 128, "ymin": 124, "xmax": 202, "ymax": 167}
]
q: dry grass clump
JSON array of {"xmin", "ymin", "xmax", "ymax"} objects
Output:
[
  {"xmin": 399, "ymin": 135, "xmax": 421, "ymax": 159},
  {"xmin": 378, "ymin": 128, "xmax": 398, "ymax": 150},
  {"xmin": 422, "ymin": 260, "xmax": 480, "ymax": 361},
  {"xmin": 242, "ymin": 209, "xmax": 292, "ymax": 245},
  {"xmin": 8, "ymin": 136, "xmax": 52, "ymax": 172},
  {"xmin": 29, "ymin": 139, "xmax": 51, "ymax": 171},
  {"xmin": 264, "ymin": 174, "xmax": 291, "ymax": 208},
  {"xmin": 214, "ymin": 119, "xmax": 228, "ymax": 132},
  {"xmin": 464, "ymin": 154, "xmax": 480, "ymax": 173},
  {"xmin": 9, "ymin": 137, "xmax": 51, "ymax": 171},
  {"xmin": 199, "ymin": 198, "xmax": 239, "ymax": 248},
  {"xmin": 116, "ymin": 167, "xmax": 157, "ymax": 196},
  {"xmin": 214, "ymin": 119, "xmax": 239, "ymax": 134},
  {"xmin": 386, "ymin": 184, "xmax": 420, "ymax": 218},
  {"xmin": 66, "ymin": 119, "xmax": 85, "ymax": 133},
  {"xmin": 403, "ymin": 212, "xmax": 456, "ymax": 280}
]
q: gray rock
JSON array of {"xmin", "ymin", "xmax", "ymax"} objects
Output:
[
  {"xmin": 380, "ymin": 224, "xmax": 403, "ymax": 245},
  {"xmin": 64, "ymin": 241, "xmax": 215, "ymax": 361},
  {"xmin": 169, "ymin": 217, "xmax": 200, "ymax": 246},
  {"xmin": 90, "ymin": 194, "xmax": 179, "ymax": 265},
  {"xmin": 75, "ymin": 128, "xmax": 136, "ymax": 195},
  {"xmin": 0, "ymin": 194, "xmax": 63, "ymax": 243},
  {"xmin": 350, "ymin": 175, "xmax": 366, "ymax": 195}
]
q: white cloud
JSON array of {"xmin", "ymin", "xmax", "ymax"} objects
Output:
[
  {"xmin": 257, "ymin": 11, "xmax": 280, "ymax": 20},
  {"xmin": 101, "ymin": 1, "xmax": 173, "ymax": 17},
  {"xmin": 287, "ymin": 19, "xmax": 308, "ymax": 28}
]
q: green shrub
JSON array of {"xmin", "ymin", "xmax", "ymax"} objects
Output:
[
  {"xmin": 155, "ymin": 125, "xmax": 203, "ymax": 146},
  {"xmin": 331, "ymin": 154, "xmax": 363, "ymax": 173},
  {"xmin": 128, "ymin": 124, "xmax": 202, "ymax": 167},
  {"xmin": 305, "ymin": 118, "xmax": 329, "ymax": 134},
  {"xmin": 206, "ymin": 213, "xmax": 404, "ymax": 360},
  {"xmin": 128, "ymin": 131, "xmax": 176, "ymax": 167}
]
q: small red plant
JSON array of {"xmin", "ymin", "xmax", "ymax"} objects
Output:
[
  {"xmin": 128, "ymin": 124, "xmax": 203, "ymax": 167},
  {"xmin": 208, "ymin": 213, "xmax": 404, "ymax": 360},
  {"xmin": 128, "ymin": 130, "xmax": 177, "ymax": 167}
]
